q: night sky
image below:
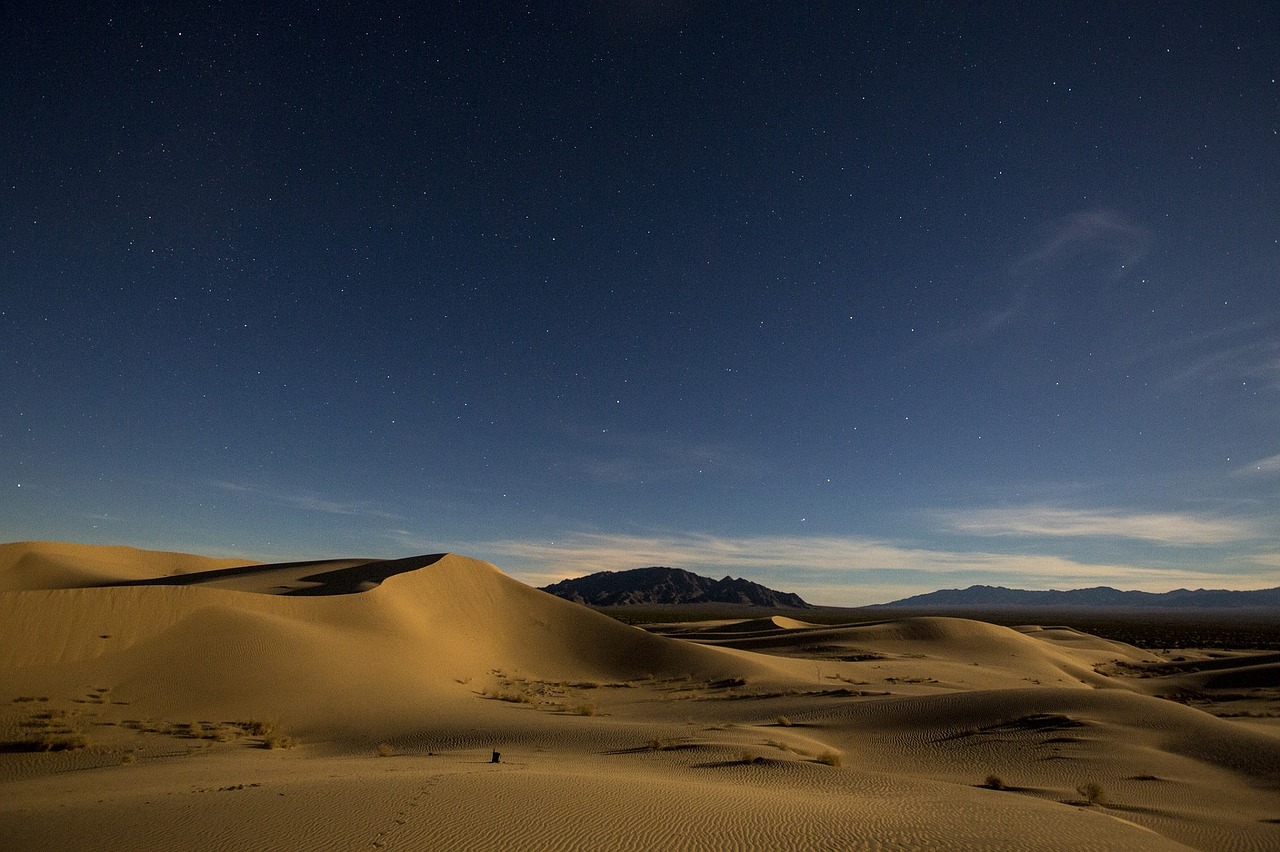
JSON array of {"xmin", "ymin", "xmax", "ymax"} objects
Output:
[{"xmin": 4, "ymin": 3, "xmax": 1278, "ymax": 605}]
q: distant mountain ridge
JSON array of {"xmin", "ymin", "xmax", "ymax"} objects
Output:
[
  {"xmin": 540, "ymin": 567, "xmax": 811, "ymax": 608},
  {"xmin": 876, "ymin": 584, "xmax": 1280, "ymax": 609}
]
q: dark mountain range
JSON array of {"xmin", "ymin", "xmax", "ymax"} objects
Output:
[
  {"xmin": 876, "ymin": 584, "xmax": 1280, "ymax": 609},
  {"xmin": 540, "ymin": 567, "xmax": 810, "ymax": 608}
]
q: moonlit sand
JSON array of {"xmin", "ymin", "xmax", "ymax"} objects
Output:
[{"xmin": 1, "ymin": 542, "xmax": 1277, "ymax": 851}]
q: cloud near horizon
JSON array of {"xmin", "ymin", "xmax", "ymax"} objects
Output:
[
  {"xmin": 936, "ymin": 506, "xmax": 1254, "ymax": 546},
  {"xmin": 445, "ymin": 530, "xmax": 1262, "ymax": 606}
]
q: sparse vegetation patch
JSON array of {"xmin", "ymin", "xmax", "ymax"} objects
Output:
[
  {"xmin": 1076, "ymin": 782, "xmax": 1108, "ymax": 806},
  {"xmin": 812, "ymin": 749, "xmax": 842, "ymax": 767},
  {"xmin": 0, "ymin": 733, "xmax": 90, "ymax": 752}
]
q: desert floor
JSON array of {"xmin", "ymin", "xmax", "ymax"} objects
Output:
[{"xmin": 1, "ymin": 542, "xmax": 1277, "ymax": 851}]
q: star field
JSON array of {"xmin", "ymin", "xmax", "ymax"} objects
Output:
[{"xmin": 3, "ymin": 3, "xmax": 1279, "ymax": 604}]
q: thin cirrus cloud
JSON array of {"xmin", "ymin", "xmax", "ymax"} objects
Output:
[
  {"xmin": 937, "ymin": 506, "xmax": 1254, "ymax": 546},
  {"xmin": 1162, "ymin": 335, "xmax": 1280, "ymax": 392},
  {"xmin": 463, "ymin": 530, "xmax": 1231, "ymax": 596},
  {"xmin": 209, "ymin": 480, "xmax": 402, "ymax": 520},
  {"xmin": 1013, "ymin": 208, "xmax": 1149, "ymax": 273},
  {"xmin": 1236, "ymin": 452, "xmax": 1280, "ymax": 476},
  {"xmin": 946, "ymin": 209, "xmax": 1150, "ymax": 345},
  {"xmin": 555, "ymin": 430, "xmax": 765, "ymax": 486}
]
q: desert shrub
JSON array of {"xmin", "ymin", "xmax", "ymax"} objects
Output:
[
  {"xmin": 237, "ymin": 720, "xmax": 275, "ymax": 737},
  {"xmin": 1076, "ymin": 782, "xmax": 1107, "ymax": 805},
  {"xmin": 571, "ymin": 703, "xmax": 599, "ymax": 716},
  {"xmin": 486, "ymin": 689, "xmax": 534, "ymax": 704},
  {"xmin": 984, "ymin": 775, "xmax": 1006, "ymax": 790},
  {"xmin": 376, "ymin": 742, "xmax": 395, "ymax": 757},
  {"xmin": 263, "ymin": 735, "xmax": 298, "ymax": 750},
  {"xmin": 813, "ymin": 749, "xmax": 842, "ymax": 767},
  {"xmin": 0, "ymin": 733, "xmax": 90, "ymax": 752},
  {"xmin": 33, "ymin": 709, "xmax": 69, "ymax": 721},
  {"xmin": 739, "ymin": 749, "xmax": 765, "ymax": 764},
  {"xmin": 776, "ymin": 715, "xmax": 793, "ymax": 727}
]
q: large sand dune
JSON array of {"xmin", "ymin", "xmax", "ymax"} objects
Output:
[{"xmin": 1, "ymin": 542, "xmax": 1277, "ymax": 850}]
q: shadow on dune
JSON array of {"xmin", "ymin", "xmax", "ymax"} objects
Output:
[
  {"xmin": 286, "ymin": 554, "xmax": 449, "ymax": 595},
  {"xmin": 96, "ymin": 553, "xmax": 448, "ymax": 596}
]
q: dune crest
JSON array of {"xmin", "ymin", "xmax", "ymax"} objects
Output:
[{"xmin": 0, "ymin": 541, "xmax": 259, "ymax": 592}]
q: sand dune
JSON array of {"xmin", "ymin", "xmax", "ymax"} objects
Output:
[
  {"xmin": 0, "ymin": 541, "xmax": 259, "ymax": 592},
  {"xmin": 2, "ymin": 542, "xmax": 1278, "ymax": 851}
]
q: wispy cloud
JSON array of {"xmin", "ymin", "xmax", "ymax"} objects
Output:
[
  {"xmin": 945, "ymin": 209, "xmax": 1150, "ymax": 347},
  {"xmin": 1236, "ymin": 452, "xmax": 1280, "ymax": 476},
  {"xmin": 1123, "ymin": 314, "xmax": 1280, "ymax": 395},
  {"xmin": 937, "ymin": 506, "xmax": 1255, "ymax": 546},
  {"xmin": 551, "ymin": 429, "xmax": 764, "ymax": 486},
  {"xmin": 209, "ymin": 480, "xmax": 401, "ymax": 520},
  {"xmin": 1014, "ymin": 208, "xmax": 1149, "ymax": 273},
  {"xmin": 1163, "ymin": 336, "xmax": 1280, "ymax": 391},
  {"xmin": 456, "ymin": 530, "xmax": 1249, "ymax": 605}
]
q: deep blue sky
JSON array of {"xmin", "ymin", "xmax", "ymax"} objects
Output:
[{"xmin": 3, "ymin": 2, "xmax": 1278, "ymax": 604}]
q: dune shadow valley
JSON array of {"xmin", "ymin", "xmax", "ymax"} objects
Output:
[{"xmin": 1, "ymin": 542, "xmax": 1278, "ymax": 851}]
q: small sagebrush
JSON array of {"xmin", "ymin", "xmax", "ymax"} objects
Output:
[
  {"xmin": 376, "ymin": 742, "xmax": 395, "ymax": 757},
  {"xmin": 0, "ymin": 733, "xmax": 90, "ymax": 752},
  {"xmin": 238, "ymin": 720, "xmax": 275, "ymax": 737},
  {"xmin": 813, "ymin": 749, "xmax": 842, "ymax": 767},
  {"xmin": 1076, "ymin": 782, "xmax": 1107, "ymax": 806},
  {"xmin": 984, "ymin": 775, "xmax": 1006, "ymax": 790}
]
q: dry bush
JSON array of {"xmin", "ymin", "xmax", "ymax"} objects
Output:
[
  {"xmin": 486, "ymin": 689, "xmax": 534, "ymax": 704},
  {"xmin": 1, "ymin": 733, "xmax": 90, "ymax": 752},
  {"xmin": 813, "ymin": 749, "xmax": 842, "ymax": 767},
  {"xmin": 376, "ymin": 742, "xmax": 395, "ymax": 757},
  {"xmin": 571, "ymin": 703, "xmax": 599, "ymax": 716},
  {"xmin": 32, "ymin": 709, "xmax": 70, "ymax": 721},
  {"xmin": 776, "ymin": 715, "xmax": 793, "ymax": 727},
  {"xmin": 739, "ymin": 749, "xmax": 765, "ymax": 764},
  {"xmin": 237, "ymin": 720, "xmax": 275, "ymax": 737},
  {"xmin": 1076, "ymin": 782, "xmax": 1108, "ymax": 805},
  {"xmin": 263, "ymin": 735, "xmax": 298, "ymax": 750},
  {"xmin": 984, "ymin": 774, "xmax": 1007, "ymax": 790}
]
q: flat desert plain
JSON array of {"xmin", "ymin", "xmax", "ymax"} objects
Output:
[{"xmin": 1, "ymin": 542, "xmax": 1278, "ymax": 851}]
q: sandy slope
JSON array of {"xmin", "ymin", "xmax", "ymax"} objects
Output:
[
  {"xmin": 0, "ymin": 541, "xmax": 259, "ymax": 592},
  {"xmin": 1, "ymin": 542, "xmax": 1277, "ymax": 851}
]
